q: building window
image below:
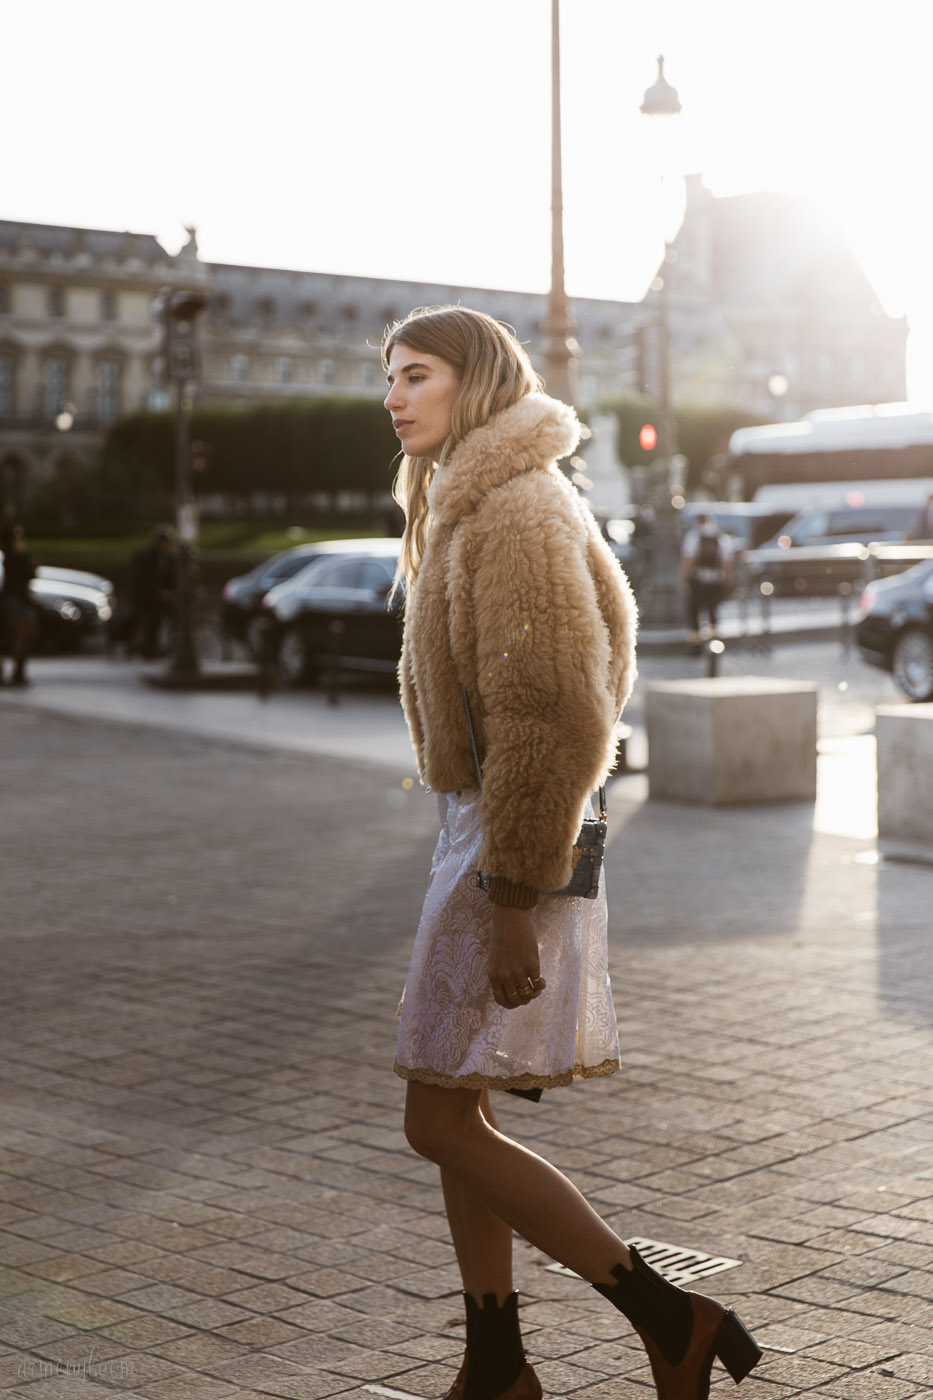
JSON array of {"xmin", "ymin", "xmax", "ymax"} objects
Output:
[
  {"xmin": 98, "ymin": 359, "xmax": 121, "ymax": 421},
  {"xmin": 43, "ymin": 355, "xmax": 70, "ymax": 418},
  {"xmin": 276, "ymin": 356, "xmax": 293, "ymax": 384},
  {"xmin": 256, "ymin": 296, "xmax": 275, "ymax": 324},
  {"xmin": 360, "ymin": 361, "xmax": 380, "ymax": 389},
  {"xmin": 0, "ymin": 284, "xmax": 9, "ymax": 315},
  {"xmin": 101, "ymin": 290, "xmax": 117, "ymax": 323},
  {"xmin": 319, "ymin": 359, "xmax": 336, "ymax": 387},
  {"xmin": 0, "ymin": 354, "xmax": 13, "ymax": 414},
  {"xmin": 48, "ymin": 287, "xmax": 65, "ymax": 319},
  {"xmin": 300, "ymin": 300, "xmax": 317, "ymax": 320},
  {"xmin": 232, "ymin": 353, "xmax": 249, "ymax": 382}
]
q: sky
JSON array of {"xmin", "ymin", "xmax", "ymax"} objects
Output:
[{"xmin": 5, "ymin": 0, "xmax": 933, "ymax": 395}]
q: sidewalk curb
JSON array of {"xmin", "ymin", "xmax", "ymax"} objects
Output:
[{"xmin": 638, "ymin": 622, "xmax": 847, "ymax": 655}]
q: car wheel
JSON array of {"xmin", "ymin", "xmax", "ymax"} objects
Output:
[
  {"xmin": 277, "ymin": 627, "xmax": 312, "ymax": 687},
  {"xmin": 892, "ymin": 627, "xmax": 933, "ymax": 702}
]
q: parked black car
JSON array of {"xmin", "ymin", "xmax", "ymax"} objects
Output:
[
  {"xmin": 856, "ymin": 559, "xmax": 933, "ymax": 700},
  {"xmin": 259, "ymin": 539, "xmax": 402, "ymax": 685},
  {"xmin": 31, "ymin": 574, "xmax": 114, "ymax": 651},
  {"xmin": 0, "ymin": 556, "xmax": 115, "ymax": 652},
  {"xmin": 221, "ymin": 543, "xmax": 334, "ymax": 656}
]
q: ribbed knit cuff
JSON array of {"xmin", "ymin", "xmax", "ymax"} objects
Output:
[{"xmin": 487, "ymin": 877, "xmax": 540, "ymax": 910}]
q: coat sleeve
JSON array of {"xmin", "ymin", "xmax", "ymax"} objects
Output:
[
  {"xmin": 586, "ymin": 523, "xmax": 638, "ymax": 719},
  {"xmin": 469, "ymin": 481, "xmax": 631, "ymax": 895},
  {"xmin": 398, "ymin": 631, "xmax": 426, "ymax": 778}
]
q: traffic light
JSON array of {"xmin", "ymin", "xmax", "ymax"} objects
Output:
[{"xmin": 639, "ymin": 423, "xmax": 658, "ymax": 451}]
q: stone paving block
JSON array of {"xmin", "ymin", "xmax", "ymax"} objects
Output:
[
  {"xmin": 186, "ymin": 1247, "xmax": 300, "ymax": 1282},
  {"xmin": 808, "ymin": 1373, "xmax": 925, "ymax": 1398},
  {"xmin": 753, "ymin": 1354, "xmax": 847, "ymax": 1389},
  {"xmin": 6, "ymin": 1378, "xmax": 115, "ymax": 1400},
  {"xmin": 253, "ymin": 1377, "xmax": 354, "ymax": 1400},
  {"xmin": 135, "ymin": 1375, "xmax": 240, "ymax": 1400},
  {"xmin": 889, "ymin": 1353, "xmax": 933, "ymax": 1385},
  {"xmin": 151, "ymin": 1337, "xmax": 248, "ymax": 1373},
  {"xmin": 212, "ymin": 1322, "xmax": 305, "ymax": 1350}
]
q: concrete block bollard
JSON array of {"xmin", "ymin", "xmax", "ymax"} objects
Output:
[
  {"xmin": 645, "ymin": 677, "xmax": 819, "ymax": 804},
  {"xmin": 876, "ymin": 704, "xmax": 933, "ymax": 858}
]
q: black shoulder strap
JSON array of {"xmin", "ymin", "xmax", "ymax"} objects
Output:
[{"xmin": 461, "ymin": 686, "xmax": 484, "ymax": 790}]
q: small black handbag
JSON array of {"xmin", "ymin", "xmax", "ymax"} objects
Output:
[{"xmin": 460, "ymin": 686, "xmax": 607, "ymax": 900}]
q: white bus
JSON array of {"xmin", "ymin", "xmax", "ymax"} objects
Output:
[{"xmin": 727, "ymin": 403, "xmax": 933, "ymax": 507}]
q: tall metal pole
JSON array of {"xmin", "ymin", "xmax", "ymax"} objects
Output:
[
  {"xmin": 164, "ymin": 289, "xmax": 206, "ymax": 681},
  {"xmin": 640, "ymin": 56, "xmax": 685, "ymax": 626},
  {"xmin": 171, "ymin": 363, "xmax": 198, "ymax": 677},
  {"xmin": 657, "ymin": 240, "xmax": 679, "ymax": 492},
  {"xmin": 541, "ymin": 0, "xmax": 579, "ymax": 407}
]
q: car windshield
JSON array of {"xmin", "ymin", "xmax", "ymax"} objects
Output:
[
  {"xmin": 261, "ymin": 552, "xmax": 322, "ymax": 585},
  {"xmin": 824, "ymin": 506, "xmax": 914, "ymax": 537}
]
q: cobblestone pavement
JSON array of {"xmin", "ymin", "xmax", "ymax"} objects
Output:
[{"xmin": 2, "ymin": 699, "xmax": 933, "ymax": 1400}]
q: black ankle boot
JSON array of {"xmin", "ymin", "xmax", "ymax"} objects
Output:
[
  {"xmin": 443, "ymin": 1292, "xmax": 539, "ymax": 1400},
  {"xmin": 594, "ymin": 1245, "xmax": 761, "ymax": 1398}
]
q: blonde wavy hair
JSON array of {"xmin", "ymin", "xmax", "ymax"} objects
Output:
[{"xmin": 382, "ymin": 306, "xmax": 541, "ymax": 588}]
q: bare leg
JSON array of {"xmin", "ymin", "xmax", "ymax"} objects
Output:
[
  {"xmin": 440, "ymin": 1090, "xmax": 514, "ymax": 1302},
  {"xmin": 406, "ymin": 1082, "xmax": 763, "ymax": 1395},
  {"xmin": 406, "ymin": 1081, "xmax": 630, "ymax": 1286}
]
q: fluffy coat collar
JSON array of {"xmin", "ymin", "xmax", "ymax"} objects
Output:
[{"xmin": 428, "ymin": 392, "xmax": 580, "ymax": 525}]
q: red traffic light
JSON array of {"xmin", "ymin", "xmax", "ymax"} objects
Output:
[{"xmin": 639, "ymin": 423, "xmax": 658, "ymax": 451}]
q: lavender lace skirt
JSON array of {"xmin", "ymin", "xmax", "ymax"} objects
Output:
[{"xmin": 395, "ymin": 790, "xmax": 620, "ymax": 1093}]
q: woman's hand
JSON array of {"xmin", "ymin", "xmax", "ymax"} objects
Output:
[{"xmin": 488, "ymin": 905, "xmax": 547, "ymax": 1010}]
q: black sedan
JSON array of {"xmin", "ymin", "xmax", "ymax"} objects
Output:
[
  {"xmin": 259, "ymin": 539, "xmax": 402, "ymax": 685},
  {"xmin": 856, "ymin": 559, "xmax": 933, "ymax": 701},
  {"xmin": 0, "ymin": 556, "xmax": 115, "ymax": 652},
  {"xmin": 221, "ymin": 543, "xmax": 334, "ymax": 656}
]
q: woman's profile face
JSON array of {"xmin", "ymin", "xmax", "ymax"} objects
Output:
[{"xmin": 384, "ymin": 344, "xmax": 461, "ymax": 462}]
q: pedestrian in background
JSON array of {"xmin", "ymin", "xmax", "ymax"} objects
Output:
[
  {"xmin": 384, "ymin": 307, "xmax": 761, "ymax": 1400},
  {"xmin": 680, "ymin": 511, "xmax": 733, "ymax": 649},
  {"xmin": 129, "ymin": 526, "xmax": 176, "ymax": 659},
  {"xmin": 0, "ymin": 523, "xmax": 37, "ymax": 686}
]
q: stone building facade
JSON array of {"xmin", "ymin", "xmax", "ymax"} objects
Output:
[
  {"xmin": 650, "ymin": 176, "xmax": 908, "ymax": 420},
  {"xmin": 199, "ymin": 265, "xmax": 639, "ymax": 414},
  {"xmin": 0, "ymin": 184, "xmax": 908, "ymax": 517},
  {"xmin": 0, "ymin": 221, "xmax": 207, "ymax": 518}
]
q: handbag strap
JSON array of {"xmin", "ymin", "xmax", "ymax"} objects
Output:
[
  {"xmin": 461, "ymin": 685, "xmax": 484, "ymax": 791},
  {"xmin": 461, "ymin": 684, "xmax": 607, "ymax": 818}
]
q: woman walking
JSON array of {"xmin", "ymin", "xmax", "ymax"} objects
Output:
[{"xmin": 384, "ymin": 306, "xmax": 761, "ymax": 1400}]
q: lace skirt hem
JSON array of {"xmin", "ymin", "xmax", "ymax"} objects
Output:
[{"xmin": 394, "ymin": 1056, "xmax": 620, "ymax": 1093}]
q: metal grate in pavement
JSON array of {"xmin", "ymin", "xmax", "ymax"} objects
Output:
[{"xmin": 545, "ymin": 1235, "xmax": 743, "ymax": 1287}]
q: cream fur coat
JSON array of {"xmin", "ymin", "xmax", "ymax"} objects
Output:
[{"xmin": 399, "ymin": 392, "xmax": 637, "ymax": 900}]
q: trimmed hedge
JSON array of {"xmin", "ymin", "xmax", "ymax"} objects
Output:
[{"xmin": 98, "ymin": 398, "xmax": 400, "ymax": 517}]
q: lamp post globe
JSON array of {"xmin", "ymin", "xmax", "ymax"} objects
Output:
[{"xmin": 640, "ymin": 54, "xmax": 682, "ymax": 118}]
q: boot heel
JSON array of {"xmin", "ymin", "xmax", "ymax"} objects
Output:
[{"xmin": 715, "ymin": 1310, "xmax": 762, "ymax": 1384}]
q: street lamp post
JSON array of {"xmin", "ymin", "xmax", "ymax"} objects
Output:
[
  {"xmin": 640, "ymin": 55, "xmax": 685, "ymax": 626},
  {"xmin": 155, "ymin": 287, "xmax": 206, "ymax": 681},
  {"xmin": 541, "ymin": 0, "xmax": 580, "ymax": 407}
]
